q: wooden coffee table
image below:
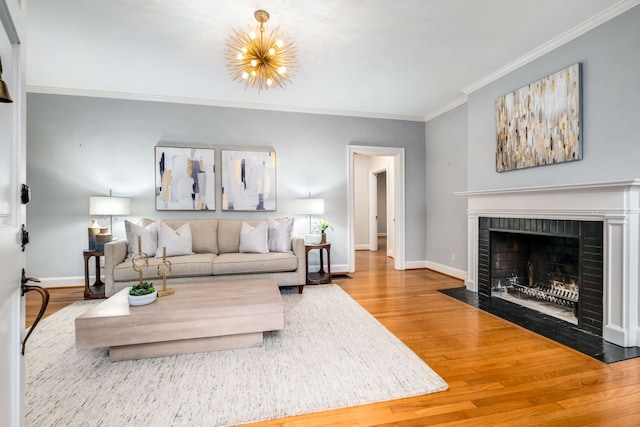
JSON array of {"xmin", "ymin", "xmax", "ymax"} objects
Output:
[{"xmin": 75, "ymin": 279, "xmax": 284, "ymax": 362}]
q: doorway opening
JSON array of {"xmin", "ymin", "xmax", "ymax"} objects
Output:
[{"xmin": 348, "ymin": 145, "xmax": 405, "ymax": 273}]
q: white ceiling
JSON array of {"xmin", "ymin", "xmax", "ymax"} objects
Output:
[{"xmin": 26, "ymin": 0, "xmax": 634, "ymax": 121}]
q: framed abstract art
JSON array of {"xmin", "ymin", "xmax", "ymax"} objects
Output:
[
  {"xmin": 221, "ymin": 149, "xmax": 276, "ymax": 211},
  {"xmin": 496, "ymin": 63, "xmax": 582, "ymax": 172},
  {"xmin": 155, "ymin": 146, "xmax": 215, "ymax": 210}
]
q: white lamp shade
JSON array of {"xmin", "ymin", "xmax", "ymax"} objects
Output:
[
  {"xmin": 296, "ymin": 198, "xmax": 324, "ymax": 215},
  {"xmin": 89, "ymin": 196, "xmax": 131, "ymax": 216}
]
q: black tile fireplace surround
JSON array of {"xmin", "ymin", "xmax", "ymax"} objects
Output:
[
  {"xmin": 478, "ymin": 217, "xmax": 604, "ymax": 336},
  {"xmin": 439, "ymin": 287, "xmax": 640, "ymax": 363}
]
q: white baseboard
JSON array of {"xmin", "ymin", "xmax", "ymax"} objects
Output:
[
  {"xmin": 330, "ymin": 264, "xmax": 349, "ymax": 275},
  {"xmin": 405, "ymin": 260, "xmax": 427, "ymax": 269},
  {"xmin": 39, "ymin": 276, "xmax": 86, "ymax": 288},
  {"xmin": 307, "ymin": 263, "xmax": 350, "ymax": 272},
  {"xmin": 424, "ymin": 261, "xmax": 467, "ymax": 281},
  {"xmin": 355, "ymin": 244, "xmax": 370, "ymax": 251}
]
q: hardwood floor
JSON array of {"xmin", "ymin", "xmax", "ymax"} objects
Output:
[
  {"xmin": 27, "ymin": 238, "xmax": 640, "ymax": 426},
  {"xmin": 26, "ymin": 285, "xmax": 84, "ymax": 328}
]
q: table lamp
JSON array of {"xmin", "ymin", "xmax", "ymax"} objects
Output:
[
  {"xmin": 89, "ymin": 190, "xmax": 131, "ymax": 233},
  {"xmin": 89, "ymin": 189, "xmax": 131, "ymax": 250},
  {"xmin": 296, "ymin": 194, "xmax": 324, "ymax": 244}
]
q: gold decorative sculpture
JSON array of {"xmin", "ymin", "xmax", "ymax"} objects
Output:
[
  {"xmin": 131, "ymin": 235, "xmax": 149, "ymax": 284},
  {"xmin": 157, "ymin": 246, "xmax": 174, "ymax": 297}
]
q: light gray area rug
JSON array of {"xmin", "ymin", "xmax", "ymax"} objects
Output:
[{"xmin": 26, "ymin": 284, "xmax": 447, "ymax": 426}]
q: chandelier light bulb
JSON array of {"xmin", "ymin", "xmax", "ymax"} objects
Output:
[{"xmin": 226, "ymin": 9, "xmax": 297, "ymax": 91}]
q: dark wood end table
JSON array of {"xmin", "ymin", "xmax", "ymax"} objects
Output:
[
  {"xmin": 83, "ymin": 249, "xmax": 105, "ymax": 299},
  {"xmin": 305, "ymin": 243, "xmax": 332, "ymax": 285}
]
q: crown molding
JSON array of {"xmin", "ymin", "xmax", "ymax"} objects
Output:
[
  {"xmin": 27, "ymin": 86, "xmax": 426, "ymax": 122},
  {"xmin": 462, "ymin": 0, "xmax": 640, "ymax": 95},
  {"xmin": 424, "ymin": 95, "xmax": 468, "ymax": 122}
]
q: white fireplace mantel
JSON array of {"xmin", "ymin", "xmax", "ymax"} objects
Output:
[{"xmin": 456, "ymin": 179, "xmax": 640, "ymax": 347}]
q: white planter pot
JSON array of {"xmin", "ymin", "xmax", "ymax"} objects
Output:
[{"xmin": 128, "ymin": 290, "xmax": 157, "ymax": 306}]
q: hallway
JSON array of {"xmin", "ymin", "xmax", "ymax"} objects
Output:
[{"xmin": 355, "ymin": 236, "xmax": 394, "ymax": 273}]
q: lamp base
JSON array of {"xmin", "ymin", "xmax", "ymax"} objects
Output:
[{"xmin": 305, "ymin": 234, "xmax": 322, "ymax": 245}]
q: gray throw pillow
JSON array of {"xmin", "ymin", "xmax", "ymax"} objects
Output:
[
  {"xmin": 267, "ymin": 217, "xmax": 294, "ymax": 252},
  {"xmin": 125, "ymin": 220, "xmax": 160, "ymax": 259}
]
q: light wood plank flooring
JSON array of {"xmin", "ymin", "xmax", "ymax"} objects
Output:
[{"xmin": 27, "ymin": 238, "xmax": 640, "ymax": 426}]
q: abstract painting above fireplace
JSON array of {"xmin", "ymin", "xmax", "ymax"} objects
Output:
[{"xmin": 495, "ymin": 63, "xmax": 582, "ymax": 172}]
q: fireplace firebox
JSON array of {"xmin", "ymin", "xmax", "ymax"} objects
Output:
[{"xmin": 478, "ymin": 217, "xmax": 603, "ymax": 336}]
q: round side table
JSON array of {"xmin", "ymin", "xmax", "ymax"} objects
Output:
[
  {"xmin": 83, "ymin": 249, "xmax": 105, "ymax": 299},
  {"xmin": 304, "ymin": 243, "xmax": 332, "ymax": 285}
]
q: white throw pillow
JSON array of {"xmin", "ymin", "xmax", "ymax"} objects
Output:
[
  {"xmin": 267, "ymin": 218, "xmax": 294, "ymax": 252},
  {"xmin": 125, "ymin": 220, "xmax": 160, "ymax": 259},
  {"xmin": 239, "ymin": 221, "xmax": 269, "ymax": 254},
  {"xmin": 155, "ymin": 221, "xmax": 193, "ymax": 257}
]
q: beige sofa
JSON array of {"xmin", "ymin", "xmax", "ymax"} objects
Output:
[{"xmin": 104, "ymin": 218, "xmax": 306, "ymax": 296}]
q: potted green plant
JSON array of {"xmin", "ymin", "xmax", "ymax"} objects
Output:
[
  {"xmin": 128, "ymin": 282, "xmax": 157, "ymax": 306},
  {"xmin": 313, "ymin": 219, "xmax": 333, "ymax": 244}
]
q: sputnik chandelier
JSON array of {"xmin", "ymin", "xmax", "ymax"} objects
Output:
[{"xmin": 226, "ymin": 10, "xmax": 296, "ymax": 91}]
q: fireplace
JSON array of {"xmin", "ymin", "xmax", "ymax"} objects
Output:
[
  {"xmin": 478, "ymin": 217, "xmax": 603, "ymax": 335},
  {"xmin": 458, "ymin": 179, "xmax": 640, "ymax": 348}
]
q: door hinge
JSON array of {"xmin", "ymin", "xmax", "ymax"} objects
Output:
[
  {"xmin": 21, "ymin": 224, "xmax": 29, "ymax": 251},
  {"xmin": 20, "ymin": 184, "xmax": 30, "ymax": 204}
]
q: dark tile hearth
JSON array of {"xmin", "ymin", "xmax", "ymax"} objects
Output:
[{"xmin": 438, "ymin": 287, "xmax": 640, "ymax": 364}]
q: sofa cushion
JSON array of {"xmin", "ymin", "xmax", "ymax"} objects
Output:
[
  {"xmin": 217, "ymin": 219, "xmax": 263, "ymax": 254},
  {"xmin": 212, "ymin": 252, "xmax": 298, "ymax": 275},
  {"xmin": 163, "ymin": 219, "xmax": 218, "ymax": 254},
  {"xmin": 114, "ymin": 253, "xmax": 215, "ymax": 281}
]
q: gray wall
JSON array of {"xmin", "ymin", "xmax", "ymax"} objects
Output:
[
  {"xmin": 26, "ymin": 95, "xmax": 426, "ymax": 281},
  {"xmin": 423, "ymin": 5, "xmax": 640, "ymax": 277},
  {"xmin": 467, "ymin": 5, "xmax": 640, "ymax": 191},
  {"xmin": 425, "ymin": 103, "xmax": 468, "ymax": 272}
]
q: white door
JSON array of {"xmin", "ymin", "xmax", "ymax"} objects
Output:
[
  {"xmin": 368, "ymin": 171, "xmax": 378, "ymax": 251},
  {"xmin": 0, "ymin": 1, "xmax": 26, "ymax": 425}
]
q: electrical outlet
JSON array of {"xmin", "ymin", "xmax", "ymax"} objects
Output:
[{"xmin": 451, "ymin": 252, "xmax": 456, "ymax": 262}]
